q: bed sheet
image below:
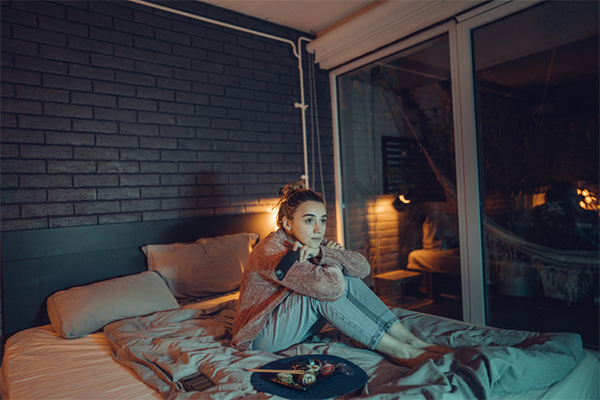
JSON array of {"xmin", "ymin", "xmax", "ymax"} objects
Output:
[
  {"xmin": 490, "ymin": 351, "xmax": 599, "ymax": 400},
  {"xmin": 104, "ymin": 302, "xmax": 597, "ymax": 400},
  {"xmin": 0, "ymin": 292, "xmax": 240, "ymax": 400},
  {"xmin": 2, "ymin": 290, "xmax": 598, "ymax": 400},
  {"xmin": 0, "ymin": 324, "xmax": 161, "ymax": 400}
]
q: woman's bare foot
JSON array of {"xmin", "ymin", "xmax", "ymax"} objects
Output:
[
  {"xmin": 376, "ymin": 323, "xmax": 453, "ymax": 366},
  {"xmin": 375, "ymin": 333, "xmax": 445, "ymax": 368},
  {"xmin": 387, "ymin": 321, "xmax": 436, "ymax": 349},
  {"xmin": 376, "ymin": 333, "xmax": 423, "ymax": 358}
]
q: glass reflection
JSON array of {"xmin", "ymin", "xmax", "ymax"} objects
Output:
[
  {"xmin": 337, "ymin": 34, "xmax": 462, "ymax": 320},
  {"xmin": 472, "ymin": 1, "xmax": 599, "ymax": 349}
]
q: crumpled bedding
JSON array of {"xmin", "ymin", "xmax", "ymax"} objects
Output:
[{"xmin": 104, "ymin": 300, "xmax": 585, "ymax": 400}]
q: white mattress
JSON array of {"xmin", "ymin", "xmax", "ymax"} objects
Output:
[
  {"xmin": 0, "ymin": 292, "xmax": 240, "ymax": 400},
  {"xmin": 1, "ymin": 290, "xmax": 598, "ymax": 400}
]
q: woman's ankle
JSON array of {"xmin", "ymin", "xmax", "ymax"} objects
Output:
[{"xmin": 408, "ymin": 337, "xmax": 435, "ymax": 349}]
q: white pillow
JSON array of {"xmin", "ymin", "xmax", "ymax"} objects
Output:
[
  {"xmin": 47, "ymin": 271, "xmax": 179, "ymax": 339},
  {"xmin": 142, "ymin": 232, "xmax": 259, "ymax": 302}
]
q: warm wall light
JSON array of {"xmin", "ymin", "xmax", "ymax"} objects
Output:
[
  {"xmin": 391, "ymin": 194, "xmax": 411, "ymax": 212},
  {"xmin": 270, "ymin": 205, "xmax": 279, "ymax": 231},
  {"xmin": 272, "ymin": 217, "xmax": 279, "ymax": 231},
  {"xmin": 248, "ymin": 197, "xmax": 279, "ymax": 231},
  {"xmin": 373, "ymin": 196, "xmax": 393, "ymax": 214}
]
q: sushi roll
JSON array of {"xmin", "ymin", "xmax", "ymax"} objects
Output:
[
  {"xmin": 292, "ymin": 361, "xmax": 309, "ymax": 371},
  {"xmin": 299, "ymin": 371, "xmax": 317, "ymax": 386},
  {"xmin": 308, "ymin": 364, "xmax": 321, "ymax": 374},
  {"xmin": 307, "ymin": 359, "xmax": 322, "ymax": 374},
  {"xmin": 276, "ymin": 372, "xmax": 294, "ymax": 384}
]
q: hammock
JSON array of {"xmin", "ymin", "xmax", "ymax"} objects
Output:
[{"xmin": 376, "ymin": 71, "xmax": 599, "ymax": 302}]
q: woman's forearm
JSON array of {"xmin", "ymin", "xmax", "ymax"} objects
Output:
[
  {"xmin": 280, "ymin": 262, "xmax": 346, "ymax": 301},
  {"xmin": 319, "ymin": 246, "xmax": 371, "ymax": 278}
]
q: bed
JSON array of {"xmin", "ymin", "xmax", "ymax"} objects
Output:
[{"xmin": 1, "ymin": 213, "xmax": 599, "ymax": 400}]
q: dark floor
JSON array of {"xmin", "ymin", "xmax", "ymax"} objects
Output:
[{"xmin": 384, "ymin": 273, "xmax": 600, "ymax": 351}]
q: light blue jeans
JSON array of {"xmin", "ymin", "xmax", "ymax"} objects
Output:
[{"xmin": 250, "ymin": 276, "xmax": 399, "ymax": 353}]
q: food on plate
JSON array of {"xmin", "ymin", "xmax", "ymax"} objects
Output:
[
  {"xmin": 271, "ymin": 358, "xmax": 339, "ymax": 389},
  {"xmin": 299, "ymin": 370, "xmax": 317, "ymax": 386},
  {"xmin": 276, "ymin": 372, "xmax": 293, "ymax": 384},
  {"xmin": 320, "ymin": 362, "xmax": 336, "ymax": 376},
  {"xmin": 307, "ymin": 359, "xmax": 322, "ymax": 374}
]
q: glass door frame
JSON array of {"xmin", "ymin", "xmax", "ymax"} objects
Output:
[
  {"xmin": 454, "ymin": 0, "xmax": 545, "ymax": 325},
  {"xmin": 329, "ymin": 20, "xmax": 474, "ymax": 320},
  {"xmin": 330, "ymin": 1, "xmax": 545, "ymax": 325}
]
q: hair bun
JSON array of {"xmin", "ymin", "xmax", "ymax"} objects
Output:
[{"xmin": 279, "ymin": 181, "xmax": 306, "ymax": 198}]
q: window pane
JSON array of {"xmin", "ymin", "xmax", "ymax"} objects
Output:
[
  {"xmin": 472, "ymin": 1, "xmax": 599, "ymax": 350},
  {"xmin": 337, "ymin": 34, "xmax": 462, "ymax": 320}
]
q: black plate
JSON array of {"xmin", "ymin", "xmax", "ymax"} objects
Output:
[{"xmin": 250, "ymin": 355, "xmax": 368, "ymax": 400}]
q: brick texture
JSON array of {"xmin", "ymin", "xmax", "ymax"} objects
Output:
[
  {"xmin": 1, "ymin": 0, "xmax": 336, "ymax": 341},
  {"xmin": 1, "ymin": 0, "xmax": 335, "ymax": 234}
]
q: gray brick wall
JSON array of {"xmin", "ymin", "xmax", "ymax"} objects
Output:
[
  {"xmin": 1, "ymin": 0, "xmax": 335, "ymax": 234},
  {"xmin": 1, "ymin": 0, "xmax": 335, "ymax": 342}
]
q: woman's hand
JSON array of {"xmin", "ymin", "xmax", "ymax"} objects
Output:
[
  {"xmin": 292, "ymin": 241, "xmax": 321, "ymax": 263},
  {"xmin": 325, "ymin": 240, "xmax": 345, "ymax": 250}
]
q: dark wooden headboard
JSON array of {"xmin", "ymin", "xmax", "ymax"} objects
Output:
[{"xmin": 1, "ymin": 212, "xmax": 273, "ymax": 341}]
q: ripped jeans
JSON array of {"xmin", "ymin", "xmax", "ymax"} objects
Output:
[{"xmin": 250, "ymin": 276, "xmax": 399, "ymax": 353}]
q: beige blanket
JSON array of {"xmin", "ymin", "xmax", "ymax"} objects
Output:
[{"xmin": 104, "ymin": 300, "xmax": 585, "ymax": 400}]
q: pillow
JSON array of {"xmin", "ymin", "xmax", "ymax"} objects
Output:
[
  {"xmin": 142, "ymin": 232, "xmax": 259, "ymax": 302},
  {"xmin": 47, "ymin": 271, "xmax": 179, "ymax": 339}
]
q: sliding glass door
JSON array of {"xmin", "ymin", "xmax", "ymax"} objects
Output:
[
  {"xmin": 332, "ymin": 1, "xmax": 599, "ymax": 349},
  {"xmin": 336, "ymin": 30, "xmax": 463, "ymax": 320},
  {"xmin": 469, "ymin": 1, "xmax": 599, "ymax": 349}
]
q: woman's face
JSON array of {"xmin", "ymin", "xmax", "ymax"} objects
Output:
[{"xmin": 284, "ymin": 201, "xmax": 327, "ymax": 249}]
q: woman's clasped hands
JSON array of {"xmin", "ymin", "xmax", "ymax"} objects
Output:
[{"xmin": 291, "ymin": 240, "xmax": 345, "ymax": 263}]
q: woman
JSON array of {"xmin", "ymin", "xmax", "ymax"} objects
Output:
[{"xmin": 231, "ymin": 182, "xmax": 450, "ymax": 367}]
